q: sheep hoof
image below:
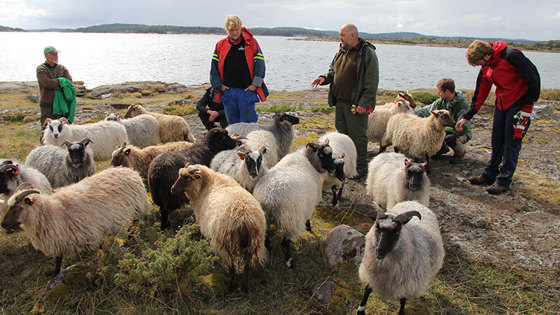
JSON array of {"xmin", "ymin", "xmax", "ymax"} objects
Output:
[{"xmin": 285, "ymin": 258, "xmax": 294, "ymax": 268}]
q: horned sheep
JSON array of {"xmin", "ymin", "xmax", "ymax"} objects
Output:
[
  {"xmin": 111, "ymin": 141, "xmax": 193, "ymax": 182},
  {"xmin": 124, "ymin": 104, "xmax": 196, "ymax": 143},
  {"xmin": 1, "ymin": 167, "xmax": 150, "ymax": 275},
  {"xmin": 42, "ymin": 118, "xmax": 128, "ymax": 161},
  {"xmin": 252, "ymin": 140, "xmax": 335, "ymax": 267},
  {"xmin": 106, "ymin": 113, "xmax": 161, "ymax": 148},
  {"xmin": 366, "ymin": 152, "xmax": 429, "ymax": 211},
  {"xmin": 150, "ymin": 128, "xmax": 237, "ymax": 230},
  {"xmin": 227, "ymin": 113, "xmax": 300, "ymax": 159},
  {"xmin": 25, "ymin": 139, "xmax": 96, "ymax": 188},
  {"xmin": 357, "ymin": 201, "xmax": 444, "ymax": 315},
  {"xmin": 170, "ymin": 164, "xmax": 267, "ymax": 290},
  {"xmin": 210, "ymin": 145, "xmax": 268, "ymax": 193}
]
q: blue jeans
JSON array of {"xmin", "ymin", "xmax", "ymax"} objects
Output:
[
  {"xmin": 482, "ymin": 104, "xmax": 530, "ymax": 188},
  {"xmin": 220, "ymin": 88, "xmax": 259, "ymax": 124}
]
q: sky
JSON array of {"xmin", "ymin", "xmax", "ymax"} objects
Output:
[{"xmin": 0, "ymin": 0, "xmax": 558, "ymax": 41}]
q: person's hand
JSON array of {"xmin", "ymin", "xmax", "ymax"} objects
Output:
[
  {"xmin": 208, "ymin": 110, "xmax": 219, "ymax": 122},
  {"xmin": 455, "ymin": 118, "xmax": 467, "ymax": 131},
  {"xmin": 311, "ymin": 77, "xmax": 325, "ymax": 87},
  {"xmin": 245, "ymin": 85, "xmax": 257, "ymax": 91},
  {"xmin": 221, "ymin": 85, "xmax": 229, "ymax": 92},
  {"xmin": 351, "ymin": 105, "xmax": 369, "ymax": 114}
]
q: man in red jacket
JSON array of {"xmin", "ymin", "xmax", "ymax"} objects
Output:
[
  {"xmin": 456, "ymin": 40, "xmax": 540, "ymax": 194},
  {"xmin": 210, "ymin": 15, "xmax": 268, "ymax": 124}
]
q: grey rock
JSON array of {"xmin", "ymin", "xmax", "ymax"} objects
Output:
[
  {"xmin": 533, "ymin": 105, "xmax": 553, "ymax": 116},
  {"xmin": 310, "ymin": 280, "xmax": 338, "ymax": 304},
  {"xmin": 325, "ymin": 224, "xmax": 365, "ymax": 267}
]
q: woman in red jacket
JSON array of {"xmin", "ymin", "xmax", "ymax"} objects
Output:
[{"xmin": 456, "ymin": 40, "xmax": 540, "ymax": 195}]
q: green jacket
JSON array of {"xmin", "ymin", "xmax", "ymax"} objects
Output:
[
  {"xmin": 53, "ymin": 77, "xmax": 76, "ymax": 123},
  {"xmin": 321, "ymin": 38, "xmax": 379, "ymax": 110},
  {"xmin": 414, "ymin": 90, "xmax": 473, "ymax": 140}
]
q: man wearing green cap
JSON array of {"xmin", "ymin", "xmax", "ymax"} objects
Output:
[{"xmin": 36, "ymin": 46, "xmax": 73, "ymax": 127}]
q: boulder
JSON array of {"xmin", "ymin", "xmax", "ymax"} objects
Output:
[
  {"xmin": 533, "ymin": 105, "xmax": 554, "ymax": 117},
  {"xmin": 310, "ymin": 280, "xmax": 338, "ymax": 304},
  {"xmin": 325, "ymin": 224, "xmax": 365, "ymax": 268},
  {"xmin": 27, "ymin": 94, "xmax": 39, "ymax": 103}
]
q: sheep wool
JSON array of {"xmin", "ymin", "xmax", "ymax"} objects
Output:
[
  {"xmin": 124, "ymin": 104, "xmax": 195, "ymax": 143},
  {"xmin": 367, "ymin": 94, "xmax": 414, "ymax": 151},
  {"xmin": 318, "ymin": 131, "xmax": 358, "ymax": 178},
  {"xmin": 106, "ymin": 113, "xmax": 161, "ymax": 148}
]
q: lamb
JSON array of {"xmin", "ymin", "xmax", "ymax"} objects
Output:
[
  {"xmin": 318, "ymin": 131, "xmax": 358, "ymax": 178},
  {"xmin": 25, "ymin": 139, "xmax": 96, "ymax": 188},
  {"xmin": 357, "ymin": 201, "xmax": 444, "ymax": 315},
  {"xmin": 252, "ymin": 140, "xmax": 335, "ymax": 267},
  {"xmin": 321, "ymin": 154, "xmax": 346, "ymax": 207},
  {"xmin": 1, "ymin": 160, "xmax": 52, "ymax": 219},
  {"xmin": 170, "ymin": 165, "xmax": 267, "ymax": 290},
  {"xmin": 227, "ymin": 113, "xmax": 300, "ymax": 159},
  {"xmin": 124, "ymin": 104, "xmax": 196, "ymax": 143},
  {"xmin": 210, "ymin": 145, "xmax": 268, "ymax": 193},
  {"xmin": 1, "ymin": 167, "xmax": 151, "ymax": 275},
  {"xmin": 106, "ymin": 113, "xmax": 161, "ymax": 148},
  {"xmin": 149, "ymin": 127, "xmax": 238, "ymax": 230},
  {"xmin": 367, "ymin": 92, "xmax": 415, "ymax": 152},
  {"xmin": 42, "ymin": 118, "xmax": 128, "ymax": 161},
  {"xmin": 381, "ymin": 109, "xmax": 456, "ymax": 171},
  {"xmin": 365, "ymin": 152, "xmax": 429, "ymax": 211},
  {"xmin": 110, "ymin": 141, "xmax": 193, "ymax": 182}
]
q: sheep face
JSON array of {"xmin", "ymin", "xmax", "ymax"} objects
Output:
[
  {"xmin": 170, "ymin": 166, "xmax": 206, "ymax": 198},
  {"xmin": 124, "ymin": 105, "xmax": 144, "ymax": 118},
  {"xmin": 372, "ymin": 211, "xmax": 422, "ymax": 259},
  {"xmin": 404, "ymin": 160, "xmax": 427, "ymax": 191},
  {"xmin": 1, "ymin": 190, "xmax": 40, "ymax": 232},
  {"xmin": 238, "ymin": 146, "xmax": 266, "ymax": 179},
  {"xmin": 276, "ymin": 113, "xmax": 300, "ymax": 126},
  {"xmin": 64, "ymin": 139, "xmax": 93, "ymax": 169},
  {"xmin": 47, "ymin": 119, "xmax": 66, "ymax": 140},
  {"xmin": 111, "ymin": 144, "xmax": 131, "ymax": 168},
  {"xmin": 306, "ymin": 140, "xmax": 335, "ymax": 173},
  {"xmin": 432, "ymin": 110, "xmax": 456, "ymax": 127},
  {"xmin": 206, "ymin": 128, "xmax": 237, "ymax": 154},
  {"xmin": 332, "ymin": 155, "xmax": 346, "ymax": 182},
  {"xmin": 105, "ymin": 113, "xmax": 120, "ymax": 121},
  {"xmin": 0, "ymin": 161, "xmax": 19, "ymax": 195}
]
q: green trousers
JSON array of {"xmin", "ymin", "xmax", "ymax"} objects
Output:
[{"xmin": 335, "ymin": 100, "xmax": 369, "ymax": 170}]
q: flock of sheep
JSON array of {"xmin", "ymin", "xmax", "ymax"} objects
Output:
[{"xmin": 0, "ymin": 93, "xmax": 456, "ymax": 314}]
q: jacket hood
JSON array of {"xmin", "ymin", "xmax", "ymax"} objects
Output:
[
  {"xmin": 241, "ymin": 27, "xmax": 254, "ymax": 42},
  {"xmin": 490, "ymin": 40, "xmax": 508, "ymax": 61},
  {"xmin": 453, "ymin": 90, "xmax": 466, "ymax": 104}
]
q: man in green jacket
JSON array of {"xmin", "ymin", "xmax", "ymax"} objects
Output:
[
  {"xmin": 312, "ymin": 23, "xmax": 379, "ymax": 179},
  {"xmin": 415, "ymin": 78, "xmax": 472, "ymax": 164},
  {"xmin": 37, "ymin": 46, "xmax": 73, "ymax": 126}
]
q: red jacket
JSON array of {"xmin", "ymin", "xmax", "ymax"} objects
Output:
[
  {"xmin": 210, "ymin": 27, "xmax": 268, "ymax": 103},
  {"xmin": 464, "ymin": 41, "xmax": 540, "ymax": 120}
]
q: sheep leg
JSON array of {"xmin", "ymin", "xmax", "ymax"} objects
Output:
[
  {"xmin": 53, "ymin": 255, "xmax": 63, "ymax": 276},
  {"xmin": 378, "ymin": 144, "xmax": 387, "ymax": 153},
  {"xmin": 281, "ymin": 236, "xmax": 293, "ymax": 268},
  {"xmin": 331, "ymin": 185, "xmax": 338, "ymax": 206},
  {"xmin": 160, "ymin": 208, "xmax": 170, "ymax": 231},
  {"xmin": 336, "ymin": 182, "xmax": 345, "ymax": 204},
  {"xmin": 305, "ymin": 220, "xmax": 312, "ymax": 232},
  {"xmin": 357, "ymin": 284, "xmax": 372, "ymax": 315},
  {"xmin": 240, "ymin": 261, "xmax": 250, "ymax": 293},
  {"xmin": 229, "ymin": 262, "xmax": 236, "ymax": 291},
  {"xmin": 394, "ymin": 146, "xmax": 400, "ymax": 153},
  {"xmin": 425, "ymin": 155, "xmax": 432, "ymax": 175},
  {"xmin": 398, "ymin": 298, "xmax": 407, "ymax": 315}
]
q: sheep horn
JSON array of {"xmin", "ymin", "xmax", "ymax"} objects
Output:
[
  {"xmin": 80, "ymin": 138, "xmax": 93, "ymax": 146},
  {"xmin": 16, "ymin": 183, "xmax": 34, "ymax": 191},
  {"xmin": 63, "ymin": 140, "xmax": 73, "ymax": 147},
  {"xmin": 394, "ymin": 211, "xmax": 422, "ymax": 224},
  {"xmin": 14, "ymin": 189, "xmax": 40, "ymax": 204}
]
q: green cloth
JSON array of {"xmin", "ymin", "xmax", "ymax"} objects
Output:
[
  {"xmin": 414, "ymin": 90, "xmax": 473, "ymax": 140},
  {"xmin": 53, "ymin": 77, "xmax": 76, "ymax": 122}
]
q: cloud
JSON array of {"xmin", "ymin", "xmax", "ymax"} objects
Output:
[{"xmin": 0, "ymin": 1, "xmax": 47, "ymax": 22}]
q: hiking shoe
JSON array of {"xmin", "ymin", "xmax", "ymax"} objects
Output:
[
  {"xmin": 468, "ymin": 175, "xmax": 492, "ymax": 186},
  {"xmin": 487, "ymin": 183, "xmax": 509, "ymax": 195}
]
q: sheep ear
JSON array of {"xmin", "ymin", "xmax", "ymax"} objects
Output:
[
  {"xmin": 338, "ymin": 153, "xmax": 345, "ymax": 158},
  {"xmin": 394, "ymin": 211, "xmax": 422, "ymax": 225},
  {"xmin": 306, "ymin": 142, "xmax": 317, "ymax": 152},
  {"xmin": 431, "ymin": 111, "xmax": 437, "ymax": 118},
  {"xmin": 404, "ymin": 159, "xmax": 410, "ymax": 166},
  {"xmin": 259, "ymin": 146, "xmax": 267, "ymax": 155},
  {"xmin": 24, "ymin": 197, "xmax": 34, "ymax": 205},
  {"xmin": 323, "ymin": 138, "xmax": 329, "ymax": 145},
  {"xmin": 191, "ymin": 168, "xmax": 202, "ymax": 179},
  {"xmin": 420, "ymin": 162, "xmax": 427, "ymax": 169},
  {"xmin": 125, "ymin": 149, "xmax": 131, "ymax": 156}
]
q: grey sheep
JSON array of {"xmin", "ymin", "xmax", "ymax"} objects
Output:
[
  {"xmin": 357, "ymin": 201, "xmax": 444, "ymax": 315},
  {"xmin": 210, "ymin": 144, "xmax": 268, "ymax": 193},
  {"xmin": 366, "ymin": 152, "xmax": 429, "ymax": 210},
  {"xmin": 227, "ymin": 113, "xmax": 300, "ymax": 159},
  {"xmin": 106, "ymin": 113, "xmax": 161, "ymax": 148},
  {"xmin": 42, "ymin": 118, "xmax": 128, "ymax": 161},
  {"xmin": 253, "ymin": 140, "xmax": 335, "ymax": 267},
  {"xmin": 124, "ymin": 104, "xmax": 196, "ymax": 143},
  {"xmin": 25, "ymin": 139, "xmax": 96, "ymax": 188},
  {"xmin": 1, "ymin": 167, "xmax": 151, "ymax": 275},
  {"xmin": 170, "ymin": 164, "xmax": 267, "ymax": 291}
]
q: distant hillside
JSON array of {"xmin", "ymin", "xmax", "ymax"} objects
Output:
[{"xmin": 0, "ymin": 25, "xmax": 24, "ymax": 32}]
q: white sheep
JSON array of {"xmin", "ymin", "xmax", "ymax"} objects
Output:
[
  {"xmin": 106, "ymin": 113, "xmax": 161, "ymax": 148},
  {"xmin": 227, "ymin": 113, "xmax": 300, "ymax": 159},
  {"xmin": 1, "ymin": 160, "xmax": 52, "ymax": 219},
  {"xmin": 357, "ymin": 201, "xmax": 444, "ymax": 315},
  {"xmin": 367, "ymin": 93, "xmax": 415, "ymax": 152},
  {"xmin": 124, "ymin": 104, "xmax": 196, "ymax": 143},
  {"xmin": 25, "ymin": 139, "xmax": 96, "ymax": 188},
  {"xmin": 366, "ymin": 152, "xmax": 429, "ymax": 211},
  {"xmin": 381, "ymin": 109, "xmax": 456, "ymax": 171},
  {"xmin": 111, "ymin": 141, "xmax": 193, "ymax": 182},
  {"xmin": 245, "ymin": 130, "xmax": 278, "ymax": 169},
  {"xmin": 252, "ymin": 140, "xmax": 335, "ymax": 267},
  {"xmin": 170, "ymin": 164, "xmax": 267, "ymax": 291},
  {"xmin": 42, "ymin": 118, "xmax": 128, "ymax": 161},
  {"xmin": 318, "ymin": 131, "xmax": 358, "ymax": 178},
  {"xmin": 1, "ymin": 167, "xmax": 151, "ymax": 275},
  {"xmin": 210, "ymin": 145, "xmax": 268, "ymax": 193}
]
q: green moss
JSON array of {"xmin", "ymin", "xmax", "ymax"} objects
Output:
[
  {"xmin": 539, "ymin": 88, "xmax": 560, "ymax": 101},
  {"xmin": 258, "ymin": 103, "xmax": 303, "ymax": 113},
  {"xmin": 411, "ymin": 91, "xmax": 439, "ymax": 105},
  {"xmin": 162, "ymin": 104, "xmax": 197, "ymax": 116}
]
